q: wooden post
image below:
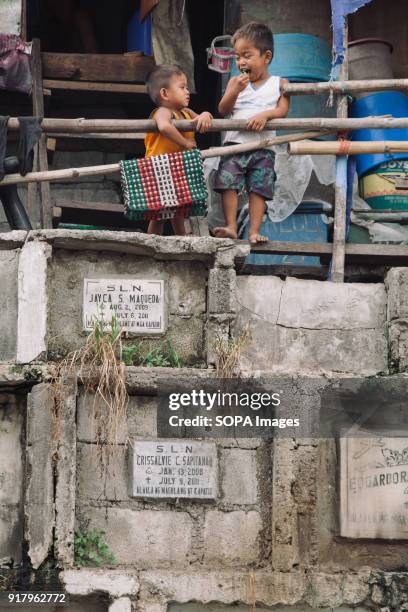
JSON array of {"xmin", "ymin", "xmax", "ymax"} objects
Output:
[
  {"xmin": 331, "ymin": 23, "xmax": 349, "ymax": 283},
  {"xmin": 31, "ymin": 39, "xmax": 52, "ymax": 229},
  {"xmin": 20, "ymin": 0, "xmax": 27, "ymax": 41}
]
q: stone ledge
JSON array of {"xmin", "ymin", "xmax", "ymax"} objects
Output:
[
  {"xmin": 62, "ymin": 569, "xmax": 139, "ymax": 597},
  {"xmin": 27, "ymin": 230, "xmax": 246, "ymax": 263},
  {"xmin": 0, "ymin": 231, "xmax": 28, "ymax": 250},
  {"xmin": 124, "ymin": 366, "xmax": 217, "ymax": 394},
  {"xmin": 0, "ymin": 364, "xmax": 28, "ymax": 388}
]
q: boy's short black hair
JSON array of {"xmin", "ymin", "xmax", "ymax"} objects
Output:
[
  {"xmin": 232, "ymin": 21, "xmax": 274, "ymax": 60},
  {"xmin": 146, "ymin": 64, "xmax": 185, "ymax": 106}
]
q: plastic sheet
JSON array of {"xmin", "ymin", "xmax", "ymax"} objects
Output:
[
  {"xmin": 204, "ymin": 147, "xmax": 335, "ymax": 230},
  {"xmin": 267, "ymin": 145, "xmax": 335, "ymax": 222},
  {"xmin": 350, "ymin": 177, "xmax": 408, "ymax": 243}
]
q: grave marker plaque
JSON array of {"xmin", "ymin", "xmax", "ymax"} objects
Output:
[
  {"xmin": 340, "ymin": 435, "xmax": 408, "ymax": 539},
  {"xmin": 129, "ymin": 440, "xmax": 218, "ymax": 500},
  {"xmin": 83, "ymin": 278, "xmax": 166, "ymax": 334}
]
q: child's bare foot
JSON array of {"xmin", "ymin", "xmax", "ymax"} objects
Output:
[
  {"xmin": 249, "ymin": 232, "xmax": 268, "ymax": 244},
  {"xmin": 213, "ymin": 226, "xmax": 238, "ymax": 239}
]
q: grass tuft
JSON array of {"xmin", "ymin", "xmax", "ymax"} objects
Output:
[{"xmin": 213, "ymin": 326, "xmax": 251, "ymax": 378}]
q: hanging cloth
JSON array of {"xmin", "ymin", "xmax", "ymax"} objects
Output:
[
  {"xmin": 17, "ymin": 117, "xmax": 43, "ymax": 176},
  {"xmin": 152, "ymin": 0, "xmax": 195, "ymax": 92},
  {"xmin": 330, "ymin": 0, "xmax": 374, "ymax": 66}
]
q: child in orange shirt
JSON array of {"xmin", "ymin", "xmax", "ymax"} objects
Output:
[{"xmin": 144, "ymin": 64, "xmax": 213, "ymax": 235}]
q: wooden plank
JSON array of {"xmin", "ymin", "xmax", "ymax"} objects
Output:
[
  {"xmin": 246, "ymin": 241, "xmax": 408, "ymax": 264},
  {"xmin": 41, "ymin": 52, "xmax": 155, "ymax": 83},
  {"xmin": 31, "ymin": 39, "xmax": 52, "ymax": 228},
  {"xmin": 43, "ymin": 79, "xmax": 148, "ymax": 94},
  {"xmin": 21, "ymin": 0, "xmax": 27, "ymax": 41},
  {"xmin": 248, "ymin": 242, "xmax": 333, "ymax": 255},
  {"xmin": 55, "ymin": 200, "xmax": 123, "ymax": 213}
]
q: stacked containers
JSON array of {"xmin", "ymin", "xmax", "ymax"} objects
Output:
[
  {"xmin": 351, "ymin": 92, "xmax": 408, "ymax": 210},
  {"xmin": 348, "ymin": 40, "xmax": 408, "ymax": 211},
  {"xmin": 236, "ymin": 34, "xmax": 334, "ymax": 267}
]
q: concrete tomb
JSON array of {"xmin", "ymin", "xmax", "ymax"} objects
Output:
[
  {"xmin": 129, "ymin": 440, "xmax": 218, "ymax": 500},
  {"xmin": 83, "ymin": 278, "xmax": 167, "ymax": 334},
  {"xmin": 341, "ymin": 435, "xmax": 408, "ymax": 539}
]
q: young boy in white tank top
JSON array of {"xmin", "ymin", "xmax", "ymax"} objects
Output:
[{"xmin": 213, "ymin": 22, "xmax": 290, "ymax": 243}]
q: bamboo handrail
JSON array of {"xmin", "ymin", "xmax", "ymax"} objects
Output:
[
  {"xmin": 290, "ymin": 140, "xmax": 408, "ymax": 155},
  {"xmin": 3, "ymin": 137, "xmax": 408, "ymax": 187},
  {"xmin": 282, "ymin": 78, "xmax": 408, "ymax": 95},
  {"xmin": 0, "ymin": 131, "xmax": 326, "ymax": 187},
  {"xmin": 6, "ymin": 116, "xmax": 408, "ymax": 133}
]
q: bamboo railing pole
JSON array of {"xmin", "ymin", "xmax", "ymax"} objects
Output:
[
  {"xmin": 0, "ymin": 131, "xmax": 329, "ymax": 187},
  {"xmin": 7, "ymin": 116, "xmax": 408, "ymax": 133},
  {"xmin": 201, "ymin": 130, "xmax": 334, "ymax": 158},
  {"xmin": 282, "ymin": 78, "xmax": 408, "ymax": 95},
  {"xmin": 0, "ymin": 163, "xmax": 121, "ymax": 186},
  {"xmin": 290, "ymin": 141, "xmax": 408, "ymax": 155},
  {"xmin": 5, "ymin": 138, "xmax": 408, "ymax": 187},
  {"xmin": 331, "ymin": 22, "xmax": 349, "ymax": 283}
]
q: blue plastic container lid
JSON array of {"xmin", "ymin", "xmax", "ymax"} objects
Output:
[{"xmin": 351, "ymin": 91, "xmax": 408, "ymax": 176}]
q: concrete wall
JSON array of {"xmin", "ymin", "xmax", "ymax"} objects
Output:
[
  {"xmin": 47, "ymin": 249, "xmax": 208, "ymax": 365},
  {"xmin": 0, "ymin": 250, "xmax": 19, "ymax": 360},
  {"xmin": 235, "ymin": 276, "xmax": 388, "ymax": 375},
  {"xmin": 240, "ymin": 0, "xmax": 408, "ymax": 79},
  {"xmin": 240, "ymin": 0, "xmax": 332, "ymax": 44},
  {"xmin": 0, "ymin": 230, "xmax": 394, "ymax": 376},
  {"xmin": 0, "ymin": 393, "xmax": 24, "ymax": 563},
  {"xmin": 1, "ymin": 0, "xmax": 22, "ymax": 35},
  {"xmin": 349, "ymin": 0, "xmax": 408, "ymax": 78},
  {"xmin": 76, "ymin": 391, "xmax": 264, "ymax": 570},
  {"xmin": 2, "ymin": 231, "xmax": 408, "ymax": 610}
]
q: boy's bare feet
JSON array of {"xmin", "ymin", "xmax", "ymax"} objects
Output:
[
  {"xmin": 249, "ymin": 232, "xmax": 268, "ymax": 244},
  {"xmin": 213, "ymin": 226, "xmax": 238, "ymax": 239}
]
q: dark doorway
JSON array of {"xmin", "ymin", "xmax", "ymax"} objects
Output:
[{"xmin": 187, "ymin": 0, "xmax": 225, "ymax": 145}]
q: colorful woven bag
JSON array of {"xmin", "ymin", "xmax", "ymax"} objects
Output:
[{"xmin": 120, "ymin": 148, "xmax": 207, "ymax": 221}]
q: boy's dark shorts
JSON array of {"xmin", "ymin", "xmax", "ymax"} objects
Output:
[{"xmin": 213, "ymin": 146, "xmax": 276, "ymax": 200}]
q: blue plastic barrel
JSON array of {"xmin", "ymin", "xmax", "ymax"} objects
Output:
[
  {"xmin": 243, "ymin": 201, "xmax": 331, "ymax": 268},
  {"xmin": 350, "ymin": 92, "xmax": 408, "ymax": 176},
  {"xmin": 127, "ymin": 3, "xmax": 152, "ymax": 56},
  {"xmin": 277, "ymin": 92, "xmax": 336, "ymax": 140},
  {"xmin": 231, "ymin": 33, "xmax": 331, "ymax": 82}
]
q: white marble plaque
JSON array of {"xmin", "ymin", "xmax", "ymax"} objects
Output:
[
  {"xmin": 129, "ymin": 440, "xmax": 218, "ymax": 500},
  {"xmin": 340, "ymin": 435, "xmax": 408, "ymax": 539},
  {"xmin": 83, "ymin": 278, "xmax": 166, "ymax": 334}
]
